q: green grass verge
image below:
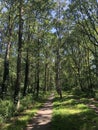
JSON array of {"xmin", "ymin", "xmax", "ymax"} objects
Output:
[
  {"xmin": 1, "ymin": 108, "xmax": 37, "ymax": 130},
  {"xmin": 0, "ymin": 92, "xmax": 50, "ymax": 130},
  {"xmin": 52, "ymin": 92, "xmax": 98, "ymax": 130}
]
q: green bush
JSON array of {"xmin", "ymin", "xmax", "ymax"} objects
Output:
[
  {"xmin": 0, "ymin": 100, "xmax": 15, "ymax": 122},
  {"xmin": 20, "ymin": 95, "xmax": 33, "ymax": 110},
  {"xmin": 0, "ymin": 115, "xmax": 3, "ymax": 124},
  {"xmin": 72, "ymin": 87, "xmax": 83, "ymax": 96},
  {"xmin": 0, "ymin": 94, "xmax": 34, "ymax": 123}
]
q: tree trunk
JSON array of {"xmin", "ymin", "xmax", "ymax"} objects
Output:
[
  {"xmin": 33, "ymin": 68, "xmax": 36, "ymax": 95},
  {"xmin": 36, "ymin": 62, "xmax": 39, "ymax": 97},
  {"xmin": 14, "ymin": 1, "xmax": 23, "ymax": 103},
  {"xmin": 23, "ymin": 49, "xmax": 29, "ymax": 96},
  {"xmin": 1, "ymin": 11, "xmax": 12, "ymax": 99},
  {"xmin": 55, "ymin": 48, "xmax": 62, "ymax": 99},
  {"xmin": 43, "ymin": 63, "xmax": 47, "ymax": 92},
  {"xmin": 36, "ymin": 39, "xmax": 40, "ymax": 97},
  {"xmin": 55, "ymin": 0, "xmax": 62, "ymax": 99}
]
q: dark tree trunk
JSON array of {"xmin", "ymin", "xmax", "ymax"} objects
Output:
[
  {"xmin": 55, "ymin": 48, "xmax": 62, "ymax": 99},
  {"xmin": 47, "ymin": 67, "xmax": 50, "ymax": 91},
  {"xmin": 94, "ymin": 45, "xmax": 98, "ymax": 79},
  {"xmin": 55, "ymin": 1, "xmax": 62, "ymax": 99},
  {"xmin": 23, "ymin": 26, "xmax": 30, "ymax": 96},
  {"xmin": 33, "ymin": 68, "xmax": 36, "ymax": 95},
  {"xmin": 23, "ymin": 49, "xmax": 29, "ymax": 96},
  {"xmin": 77, "ymin": 67, "xmax": 84, "ymax": 91},
  {"xmin": 1, "ymin": 11, "xmax": 12, "ymax": 99},
  {"xmin": 36, "ymin": 39, "xmax": 40, "ymax": 97},
  {"xmin": 14, "ymin": 1, "xmax": 23, "ymax": 103},
  {"xmin": 2, "ymin": 45, "xmax": 10, "ymax": 99},
  {"xmin": 43, "ymin": 63, "xmax": 47, "ymax": 92},
  {"xmin": 36, "ymin": 62, "xmax": 39, "ymax": 97}
]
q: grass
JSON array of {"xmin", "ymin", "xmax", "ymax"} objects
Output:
[
  {"xmin": 0, "ymin": 92, "xmax": 50, "ymax": 130},
  {"xmin": 52, "ymin": 92, "xmax": 98, "ymax": 130},
  {"xmin": 1, "ymin": 108, "xmax": 37, "ymax": 130}
]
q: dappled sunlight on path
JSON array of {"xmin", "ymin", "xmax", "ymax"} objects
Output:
[{"xmin": 25, "ymin": 94, "xmax": 54, "ymax": 130}]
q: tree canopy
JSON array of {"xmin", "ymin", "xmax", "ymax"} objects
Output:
[{"xmin": 0, "ymin": 0, "xmax": 98, "ymax": 124}]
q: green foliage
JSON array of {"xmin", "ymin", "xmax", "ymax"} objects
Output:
[
  {"xmin": 0, "ymin": 100, "xmax": 15, "ymax": 123},
  {"xmin": 72, "ymin": 87, "xmax": 83, "ymax": 96},
  {"xmin": 21, "ymin": 95, "xmax": 33, "ymax": 107},
  {"xmin": 0, "ymin": 92, "xmax": 50, "ymax": 130},
  {"xmin": 52, "ymin": 92, "xmax": 98, "ymax": 130},
  {"xmin": 0, "ymin": 0, "xmax": 98, "ymax": 129},
  {"xmin": 18, "ymin": 95, "xmax": 34, "ymax": 112},
  {"xmin": 0, "ymin": 95, "xmax": 33, "ymax": 123},
  {"xmin": 95, "ymin": 90, "xmax": 98, "ymax": 100}
]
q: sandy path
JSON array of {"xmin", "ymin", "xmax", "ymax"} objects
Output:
[{"xmin": 25, "ymin": 94, "xmax": 54, "ymax": 130}]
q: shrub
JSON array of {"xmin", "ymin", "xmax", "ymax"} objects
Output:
[
  {"xmin": 20, "ymin": 95, "xmax": 33, "ymax": 110},
  {"xmin": 0, "ymin": 100, "xmax": 15, "ymax": 122},
  {"xmin": 0, "ymin": 95, "xmax": 34, "ymax": 123},
  {"xmin": 72, "ymin": 87, "xmax": 83, "ymax": 96}
]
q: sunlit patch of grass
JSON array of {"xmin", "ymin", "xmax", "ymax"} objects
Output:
[
  {"xmin": 54, "ymin": 107, "xmax": 83, "ymax": 115},
  {"xmin": 1, "ymin": 107, "xmax": 38, "ymax": 130},
  {"xmin": 1, "ymin": 92, "xmax": 51, "ymax": 130},
  {"xmin": 52, "ymin": 92, "xmax": 98, "ymax": 130},
  {"xmin": 77, "ymin": 104, "xmax": 88, "ymax": 109},
  {"xmin": 18, "ymin": 109, "xmax": 37, "ymax": 121},
  {"xmin": 80, "ymin": 98, "xmax": 91, "ymax": 104}
]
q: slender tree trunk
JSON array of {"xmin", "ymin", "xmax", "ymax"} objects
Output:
[
  {"xmin": 77, "ymin": 67, "xmax": 83, "ymax": 91},
  {"xmin": 49, "ymin": 71, "xmax": 52, "ymax": 91},
  {"xmin": 36, "ymin": 39, "xmax": 40, "ymax": 97},
  {"xmin": 43, "ymin": 62, "xmax": 47, "ymax": 92},
  {"xmin": 94, "ymin": 45, "xmax": 98, "ymax": 78},
  {"xmin": 23, "ymin": 49, "xmax": 29, "ymax": 96},
  {"xmin": 36, "ymin": 62, "xmax": 39, "ymax": 97},
  {"xmin": 2, "ymin": 42, "xmax": 11, "ymax": 99},
  {"xmin": 33, "ymin": 68, "xmax": 36, "ymax": 95},
  {"xmin": 23, "ymin": 25, "xmax": 30, "ymax": 96},
  {"xmin": 55, "ymin": 48, "xmax": 62, "ymax": 99},
  {"xmin": 47, "ymin": 67, "xmax": 50, "ymax": 91},
  {"xmin": 14, "ymin": 1, "xmax": 23, "ymax": 103},
  {"xmin": 87, "ymin": 49, "xmax": 94, "ymax": 97},
  {"xmin": 1, "ymin": 11, "xmax": 12, "ymax": 99},
  {"xmin": 55, "ymin": 0, "xmax": 62, "ymax": 99}
]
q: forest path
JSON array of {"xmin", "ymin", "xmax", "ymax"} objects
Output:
[
  {"xmin": 87, "ymin": 98, "xmax": 98, "ymax": 114},
  {"xmin": 24, "ymin": 94, "xmax": 54, "ymax": 130}
]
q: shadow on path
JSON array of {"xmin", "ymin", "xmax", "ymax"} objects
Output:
[{"xmin": 25, "ymin": 94, "xmax": 54, "ymax": 130}]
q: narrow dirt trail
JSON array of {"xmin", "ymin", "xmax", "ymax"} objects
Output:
[
  {"xmin": 25, "ymin": 94, "xmax": 54, "ymax": 130},
  {"xmin": 87, "ymin": 98, "xmax": 98, "ymax": 114}
]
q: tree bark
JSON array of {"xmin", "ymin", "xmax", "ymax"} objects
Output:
[
  {"xmin": 23, "ymin": 49, "xmax": 29, "ymax": 96},
  {"xmin": 55, "ymin": 48, "xmax": 62, "ymax": 99},
  {"xmin": 36, "ymin": 39, "xmax": 40, "ymax": 97},
  {"xmin": 14, "ymin": 1, "xmax": 23, "ymax": 103},
  {"xmin": 1, "ymin": 10, "xmax": 12, "ymax": 99},
  {"xmin": 36, "ymin": 62, "xmax": 39, "ymax": 97}
]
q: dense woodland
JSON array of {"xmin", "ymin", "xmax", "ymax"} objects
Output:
[{"xmin": 0, "ymin": 0, "xmax": 98, "ymax": 128}]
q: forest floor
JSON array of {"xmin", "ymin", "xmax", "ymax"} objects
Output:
[
  {"xmin": 87, "ymin": 98, "xmax": 98, "ymax": 113},
  {"xmin": 0, "ymin": 93, "xmax": 52, "ymax": 130},
  {"xmin": 52, "ymin": 92, "xmax": 98, "ymax": 130},
  {"xmin": 24, "ymin": 93, "xmax": 54, "ymax": 130},
  {"xmin": 1, "ymin": 92, "xmax": 98, "ymax": 130}
]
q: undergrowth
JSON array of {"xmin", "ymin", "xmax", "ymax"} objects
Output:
[
  {"xmin": 52, "ymin": 91, "xmax": 98, "ymax": 130},
  {"xmin": 0, "ymin": 92, "xmax": 50, "ymax": 130}
]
